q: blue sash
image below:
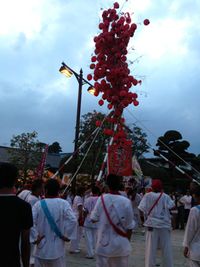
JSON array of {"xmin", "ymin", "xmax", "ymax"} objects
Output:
[
  {"xmin": 40, "ymin": 199, "xmax": 63, "ymax": 239},
  {"xmin": 195, "ymin": 205, "xmax": 200, "ymax": 211}
]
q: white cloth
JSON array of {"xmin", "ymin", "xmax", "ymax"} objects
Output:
[
  {"xmin": 145, "ymin": 228, "xmax": 173, "ymax": 267},
  {"xmin": 34, "ymin": 255, "xmax": 66, "ymax": 267},
  {"xmin": 183, "ymin": 205, "xmax": 200, "ymax": 262},
  {"xmin": 180, "ymin": 195, "xmax": 192, "ymax": 210},
  {"xmin": 69, "ymin": 195, "xmax": 84, "ymax": 251},
  {"xmin": 18, "ymin": 189, "xmax": 41, "ymax": 264},
  {"xmin": 84, "ymin": 227, "xmax": 97, "ymax": 257},
  {"xmin": 18, "ymin": 189, "xmax": 39, "ymax": 207},
  {"xmin": 32, "ymin": 198, "xmax": 77, "ymax": 260},
  {"xmin": 91, "ymin": 193, "xmax": 135, "ymax": 257},
  {"xmin": 96, "ymin": 255, "xmax": 129, "ymax": 267},
  {"xmin": 138, "ymin": 192, "xmax": 175, "ymax": 228},
  {"xmin": 72, "ymin": 195, "xmax": 83, "ymax": 218},
  {"xmin": 130, "ymin": 193, "xmax": 142, "ymax": 228},
  {"xmin": 84, "ymin": 195, "xmax": 99, "ymax": 228}
]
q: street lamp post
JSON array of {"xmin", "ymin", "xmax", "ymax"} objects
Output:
[{"xmin": 59, "ymin": 62, "xmax": 95, "ymax": 190}]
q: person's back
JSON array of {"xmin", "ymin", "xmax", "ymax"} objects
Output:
[
  {"xmin": 32, "ymin": 179, "xmax": 77, "ymax": 267},
  {"xmin": 183, "ymin": 185, "xmax": 200, "ymax": 266},
  {"xmin": 138, "ymin": 179, "xmax": 175, "ymax": 267},
  {"xmin": 0, "ymin": 163, "xmax": 33, "ymax": 267},
  {"xmin": 91, "ymin": 174, "xmax": 135, "ymax": 267},
  {"xmin": 139, "ymin": 191, "xmax": 174, "ymax": 228},
  {"xmin": 92, "ymin": 193, "xmax": 134, "ymax": 256}
]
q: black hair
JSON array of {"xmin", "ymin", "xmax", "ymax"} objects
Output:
[
  {"xmin": 76, "ymin": 186, "xmax": 85, "ymax": 196},
  {"xmin": 106, "ymin": 173, "xmax": 122, "ymax": 191},
  {"xmin": 91, "ymin": 185, "xmax": 100, "ymax": 195},
  {"xmin": 31, "ymin": 179, "xmax": 43, "ymax": 193},
  {"xmin": 193, "ymin": 185, "xmax": 200, "ymax": 197},
  {"xmin": 45, "ymin": 179, "xmax": 60, "ymax": 196},
  {"xmin": 0, "ymin": 163, "xmax": 18, "ymax": 189}
]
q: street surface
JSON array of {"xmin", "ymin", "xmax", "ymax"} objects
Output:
[{"xmin": 66, "ymin": 229, "xmax": 188, "ymax": 267}]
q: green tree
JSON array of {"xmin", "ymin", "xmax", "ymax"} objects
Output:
[
  {"xmin": 154, "ymin": 130, "xmax": 196, "ymax": 188},
  {"xmin": 155, "ymin": 130, "xmax": 195, "ymax": 164},
  {"xmin": 48, "ymin": 142, "xmax": 62, "ymax": 154},
  {"xmin": 9, "ymin": 131, "xmax": 42, "ymax": 182},
  {"xmin": 59, "ymin": 111, "xmax": 111, "ymax": 180},
  {"xmin": 128, "ymin": 125, "xmax": 150, "ymax": 158}
]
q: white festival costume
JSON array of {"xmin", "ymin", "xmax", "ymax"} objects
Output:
[
  {"xmin": 138, "ymin": 192, "xmax": 175, "ymax": 267},
  {"xmin": 32, "ymin": 198, "xmax": 77, "ymax": 264},
  {"xmin": 183, "ymin": 205, "xmax": 200, "ymax": 266},
  {"xmin": 91, "ymin": 193, "xmax": 135, "ymax": 267},
  {"xmin": 70, "ymin": 195, "xmax": 84, "ymax": 252},
  {"xmin": 84, "ymin": 195, "xmax": 99, "ymax": 257},
  {"xmin": 18, "ymin": 189, "xmax": 41, "ymax": 265}
]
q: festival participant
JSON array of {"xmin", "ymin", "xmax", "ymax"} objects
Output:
[
  {"xmin": 69, "ymin": 186, "xmax": 84, "ymax": 253},
  {"xmin": 127, "ymin": 188, "xmax": 142, "ymax": 229},
  {"xmin": 18, "ymin": 179, "xmax": 44, "ymax": 205},
  {"xmin": 180, "ymin": 190, "xmax": 192, "ymax": 223},
  {"xmin": 138, "ymin": 179, "xmax": 175, "ymax": 267},
  {"xmin": 183, "ymin": 185, "xmax": 200, "ymax": 267},
  {"xmin": 0, "ymin": 163, "xmax": 33, "ymax": 267},
  {"xmin": 32, "ymin": 179, "xmax": 77, "ymax": 267},
  {"xmin": 91, "ymin": 173, "xmax": 135, "ymax": 267},
  {"xmin": 18, "ymin": 179, "xmax": 44, "ymax": 267},
  {"xmin": 83, "ymin": 185, "xmax": 100, "ymax": 259}
]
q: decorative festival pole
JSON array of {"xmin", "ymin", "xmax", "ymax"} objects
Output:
[
  {"xmin": 87, "ymin": 1, "xmax": 149, "ymax": 180},
  {"xmin": 35, "ymin": 144, "xmax": 49, "ymax": 179}
]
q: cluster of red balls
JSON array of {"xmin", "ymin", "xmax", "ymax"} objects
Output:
[
  {"xmin": 95, "ymin": 116, "xmax": 132, "ymax": 145},
  {"xmin": 89, "ymin": 2, "xmax": 150, "ymax": 141},
  {"xmin": 87, "ymin": 2, "xmax": 150, "ymax": 119}
]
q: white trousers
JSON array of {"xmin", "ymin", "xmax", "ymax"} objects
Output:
[
  {"xmin": 34, "ymin": 256, "xmax": 66, "ymax": 267},
  {"xmin": 84, "ymin": 227, "xmax": 97, "ymax": 257},
  {"xmin": 96, "ymin": 255, "xmax": 129, "ymax": 267},
  {"xmin": 145, "ymin": 228, "xmax": 173, "ymax": 267},
  {"xmin": 189, "ymin": 260, "xmax": 200, "ymax": 267},
  {"xmin": 69, "ymin": 225, "xmax": 83, "ymax": 251}
]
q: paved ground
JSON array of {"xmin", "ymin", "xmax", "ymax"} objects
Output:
[{"xmin": 65, "ymin": 229, "xmax": 189, "ymax": 267}]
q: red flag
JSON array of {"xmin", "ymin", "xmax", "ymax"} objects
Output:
[
  {"xmin": 35, "ymin": 144, "xmax": 49, "ymax": 179},
  {"xmin": 108, "ymin": 142, "xmax": 132, "ymax": 176}
]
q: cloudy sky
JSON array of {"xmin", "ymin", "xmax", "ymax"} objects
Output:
[{"xmin": 0, "ymin": 0, "xmax": 199, "ymax": 156}]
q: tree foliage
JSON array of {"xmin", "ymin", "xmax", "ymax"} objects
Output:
[
  {"xmin": 128, "ymin": 125, "xmax": 149, "ymax": 158},
  {"xmin": 48, "ymin": 142, "xmax": 62, "ymax": 154},
  {"xmin": 9, "ymin": 131, "xmax": 42, "ymax": 181},
  {"xmin": 155, "ymin": 130, "xmax": 195, "ymax": 165}
]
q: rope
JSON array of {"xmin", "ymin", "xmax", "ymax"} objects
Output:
[
  {"xmin": 125, "ymin": 108, "xmax": 200, "ymax": 177},
  {"xmin": 62, "ymin": 114, "xmax": 108, "ymax": 194}
]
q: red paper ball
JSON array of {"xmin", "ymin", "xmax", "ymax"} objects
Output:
[
  {"xmin": 98, "ymin": 99, "xmax": 104, "ymax": 106},
  {"xmin": 143, "ymin": 19, "xmax": 150, "ymax": 26},
  {"xmin": 133, "ymin": 100, "xmax": 139, "ymax": 106},
  {"xmin": 90, "ymin": 64, "xmax": 95, "ymax": 69},
  {"xmin": 113, "ymin": 2, "xmax": 119, "ymax": 9},
  {"xmin": 91, "ymin": 56, "xmax": 97, "ymax": 62},
  {"xmin": 95, "ymin": 120, "xmax": 101, "ymax": 127},
  {"xmin": 107, "ymin": 103, "xmax": 113, "ymax": 110},
  {"xmin": 87, "ymin": 74, "xmax": 92, "ymax": 81}
]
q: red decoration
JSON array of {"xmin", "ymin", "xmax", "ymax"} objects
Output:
[
  {"xmin": 87, "ymin": 74, "xmax": 92, "ymax": 80},
  {"xmin": 144, "ymin": 19, "xmax": 150, "ymax": 26},
  {"xmin": 108, "ymin": 142, "xmax": 132, "ymax": 176},
  {"xmin": 113, "ymin": 2, "xmax": 119, "ymax": 9},
  {"xmin": 98, "ymin": 99, "xmax": 104, "ymax": 106},
  {"xmin": 95, "ymin": 120, "xmax": 101, "ymax": 127}
]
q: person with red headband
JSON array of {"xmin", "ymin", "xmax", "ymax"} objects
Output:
[{"xmin": 138, "ymin": 179, "xmax": 175, "ymax": 267}]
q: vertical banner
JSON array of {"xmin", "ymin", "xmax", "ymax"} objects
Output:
[
  {"xmin": 35, "ymin": 144, "xmax": 49, "ymax": 179},
  {"xmin": 108, "ymin": 142, "xmax": 132, "ymax": 176}
]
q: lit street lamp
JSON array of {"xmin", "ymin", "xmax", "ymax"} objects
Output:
[{"xmin": 59, "ymin": 62, "xmax": 95, "ymax": 189}]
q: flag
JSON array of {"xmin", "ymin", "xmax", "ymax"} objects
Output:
[{"xmin": 132, "ymin": 155, "xmax": 143, "ymax": 180}]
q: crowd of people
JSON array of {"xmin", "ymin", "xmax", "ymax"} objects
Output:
[{"xmin": 0, "ymin": 162, "xmax": 200, "ymax": 267}]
